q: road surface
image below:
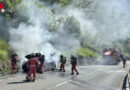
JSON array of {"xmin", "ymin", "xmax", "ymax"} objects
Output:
[{"xmin": 0, "ymin": 62, "xmax": 129, "ymax": 90}]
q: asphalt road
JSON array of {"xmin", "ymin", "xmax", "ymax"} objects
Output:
[{"xmin": 0, "ymin": 62, "xmax": 129, "ymax": 90}]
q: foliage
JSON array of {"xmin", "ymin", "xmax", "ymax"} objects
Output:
[
  {"xmin": 74, "ymin": 0, "xmax": 93, "ymax": 8},
  {"xmin": 123, "ymin": 52, "xmax": 130, "ymax": 58},
  {"xmin": 124, "ymin": 38, "xmax": 130, "ymax": 53},
  {"xmin": 63, "ymin": 16, "xmax": 81, "ymax": 38},
  {"xmin": 57, "ymin": 0, "xmax": 73, "ymax": 6},
  {"xmin": 35, "ymin": 1, "xmax": 45, "ymax": 9},
  {"xmin": 51, "ymin": 8, "xmax": 56, "ymax": 14},
  {"xmin": 42, "ymin": 0, "xmax": 57, "ymax": 4},
  {"xmin": 77, "ymin": 48, "xmax": 99, "ymax": 57},
  {"xmin": 0, "ymin": 38, "xmax": 10, "ymax": 74},
  {"xmin": 5, "ymin": 0, "xmax": 22, "ymax": 8},
  {"xmin": 42, "ymin": 0, "xmax": 73, "ymax": 6},
  {"xmin": 0, "ymin": 0, "xmax": 22, "ymax": 18},
  {"xmin": 0, "ymin": 0, "xmax": 129, "ymax": 62},
  {"xmin": 0, "ymin": 38, "xmax": 9, "ymax": 61}
]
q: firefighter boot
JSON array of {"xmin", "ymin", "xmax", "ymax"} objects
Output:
[
  {"xmin": 76, "ymin": 72, "xmax": 79, "ymax": 75},
  {"xmin": 71, "ymin": 72, "xmax": 74, "ymax": 75}
]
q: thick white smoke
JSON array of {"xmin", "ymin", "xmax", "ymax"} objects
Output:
[
  {"xmin": 9, "ymin": 0, "xmax": 80, "ymax": 63},
  {"xmin": 64, "ymin": 0, "xmax": 130, "ymax": 47},
  {"xmin": 9, "ymin": 0, "xmax": 130, "ymax": 63},
  {"xmin": 71, "ymin": 0, "xmax": 130, "ymax": 41},
  {"xmin": 93, "ymin": 0, "xmax": 130, "ymax": 41},
  {"xmin": 9, "ymin": 0, "xmax": 58, "ymax": 62}
]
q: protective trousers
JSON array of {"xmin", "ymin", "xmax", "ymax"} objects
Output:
[
  {"xmin": 11, "ymin": 62, "xmax": 16, "ymax": 74},
  {"xmin": 123, "ymin": 61, "xmax": 126, "ymax": 68},
  {"xmin": 60, "ymin": 64, "xmax": 65, "ymax": 72},
  {"xmin": 39, "ymin": 62, "xmax": 44, "ymax": 73},
  {"xmin": 71, "ymin": 64, "xmax": 79, "ymax": 74},
  {"xmin": 28, "ymin": 66, "xmax": 36, "ymax": 81}
]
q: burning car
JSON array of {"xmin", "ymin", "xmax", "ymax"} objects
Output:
[{"xmin": 22, "ymin": 53, "xmax": 56, "ymax": 73}]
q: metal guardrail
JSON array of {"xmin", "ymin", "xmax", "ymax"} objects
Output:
[
  {"xmin": 125, "ymin": 69, "xmax": 130, "ymax": 90},
  {"xmin": 128, "ymin": 69, "xmax": 130, "ymax": 90}
]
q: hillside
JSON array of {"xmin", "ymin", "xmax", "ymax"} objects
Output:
[{"xmin": 0, "ymin": 0, "xmax": 130, "ymax": 70}]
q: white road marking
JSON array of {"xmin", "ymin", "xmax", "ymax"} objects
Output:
[
  {"xmin": 8, "ymin": 78, "xmax": 13, "ymax": 80},
  {"xmin": 55, "ymin": 80, "xmax": 72, "ymax": 87},
  {"xmin": 87, "ymin": 69, "xmax": 103, "ymax": 75},
  {"xmin": 45, "ymin": 80, "xmax": 72, "ymax": 90},
  {"xmin": 106, "ymin": 70, "xmax": 127, "ymax": 74}
]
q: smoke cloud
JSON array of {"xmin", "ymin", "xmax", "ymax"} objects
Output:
[
  {"xmin": 93, "ymin": 0, "xmax": 130, "ymax": 41},
  {"xmin": 9, "ymin": 0, "xmax": 80, "ymax": 63},
  {"xmin": 7, "ymin": 0, "xmax": 130, "ymax": 63}
]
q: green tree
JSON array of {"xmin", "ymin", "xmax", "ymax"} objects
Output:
[
  {"xmin": 124, "ymin": 38, "xmax": 130, "ymax": 53},
  {"xmin": 0, "ymin": 0, "xmax": 22, "ymax": 18},
  {"xmin": 63, "ymin": 16, "xmax": 81, "ymax": 38},
  {"xmin": 42, "ymin": 0, "xmax": 73, "ymax": 6}
]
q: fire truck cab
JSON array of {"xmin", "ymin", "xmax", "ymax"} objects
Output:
[{"xmin": 102, "ymin": 48, "xmax": 120, "ymax": 65}]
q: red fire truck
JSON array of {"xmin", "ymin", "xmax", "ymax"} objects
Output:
[{"xmin": 102, "ymin": 48, "xmax": 120, "ymax": 65}]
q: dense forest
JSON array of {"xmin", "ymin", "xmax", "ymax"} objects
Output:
[{"xmin": 0, "ymin": 0, "xmax": 130, "ymax": 72}]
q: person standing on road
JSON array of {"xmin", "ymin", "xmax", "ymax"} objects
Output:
[
  {"xmin": 70, "ymin": 55, "xmax": 79, "ymax": 75},
  {"xmin": 122, "ymin": 58, "xmax": 126, "ymax": 68},
  {"xmin": 27, "ymin": 54, "xmax": 38, "ymax": 82},
  {"xmin": 39, "ymin": 55, "xmax": 45, "ymax": 73},
  {"xmin": 59, "ymin": 55, "xmax": 66, "ymax": 72},
  {"xmin": 120, "ymin": 54, "xmax": 126, "ymax": 68},
  {"xmin": 11, "ymin": 53, "xmax": 18, "ymax": 74}
]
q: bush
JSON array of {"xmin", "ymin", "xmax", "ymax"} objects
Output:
[
  {"xmin": 0, "ymin": 38, "xmax": 9, "ymax": 62},
  {"xmin": 0, "ymin": 38, "xmax": 10, "ymax": 74},
  {"xmin": 77, "ymin": 48, "xmax": 99, "ymax": 57}
]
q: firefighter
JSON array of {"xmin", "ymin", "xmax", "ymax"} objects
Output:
[
  {"xmin": 70, "ymin": 55, "xmax": 79, "ymax": 75},
  {"xmin": 38, "ymin": 55, "xmax": 45, "ymax": 73},
  {"xmin": 120, "ymin": 54, "xmax": 124, "ymax": 59},
  {"xmin": 27, "ymin": 54, "xmax": 38, "ymax": 82},
  {"xmin": 120, "ymin": 54, "xmax": 126, "ymax": 68},
  {"xmin": 122, "ymin": 58, "xmax": 126, "ymax": 68},
  {"xmin": 11, "ymin": 53, "xmax": 18, "ymax": 74},
  {"xmin": 59, "ymin": 55, "xmax": 66, "ymax": 72}
]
